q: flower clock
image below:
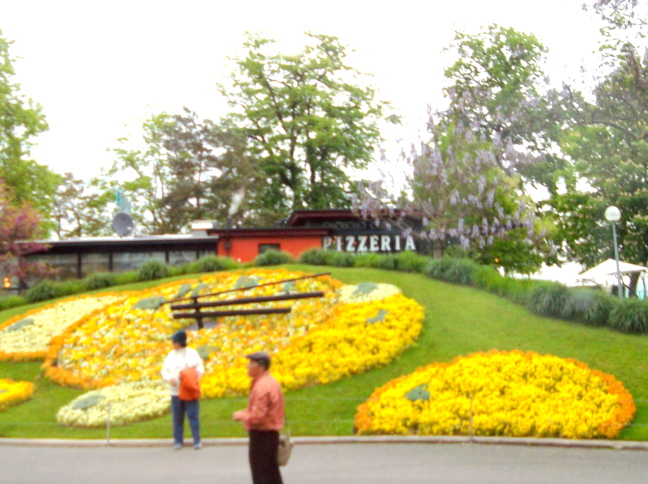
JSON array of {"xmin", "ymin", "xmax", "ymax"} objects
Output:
[
  {"xmin": 0, "ymin": 269, "xmax": 423, "ymax": 427},
  {"xmin": 354, "ymin": 350, "xmax": 636, "ymax": 440},
  {"xmin": 0, "ymin": 378, "xmax": 35, "ymax": 411}
]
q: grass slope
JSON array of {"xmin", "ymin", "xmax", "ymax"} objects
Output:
[{"xmin": 1, "ymin": 265, "xmax": 647, "ymax": 440}]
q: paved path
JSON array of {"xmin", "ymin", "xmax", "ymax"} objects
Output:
[{"xmin": 3, "ymin": 439, "xmax": 648, "ymax": 483}]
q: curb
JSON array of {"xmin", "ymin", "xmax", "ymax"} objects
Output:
[{"xmin": 2, "ymin": 435, "xmax": 648, "ymax": 451}]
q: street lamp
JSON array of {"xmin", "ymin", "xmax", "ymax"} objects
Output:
[{"xmin": 604, "ymin": 206, "xmax": 623, "ymax": 298}]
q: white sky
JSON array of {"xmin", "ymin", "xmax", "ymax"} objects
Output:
[{"xmin": 1, "ymin": 0, "xmax": 605, "ymax": 182}]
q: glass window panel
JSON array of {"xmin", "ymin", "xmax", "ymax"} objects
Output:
[
  {"xmin": 169, "ymin": 251, "xmax": 200, "ymax": 266},
  {"xmin": 112, "ymin": 252, "xmax": 166, "ymax": 272},
  {"xmin": 81, "ymin": 253, "xmax": 110, "ymax": 277},
  {"xmin": 27, "ymin": 254, "xmax": 78, "ymax": 281}
]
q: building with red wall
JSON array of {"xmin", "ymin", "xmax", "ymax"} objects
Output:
[{"xmin": 18, "ymin": 210, "xmax": 418, "ymax": 282}]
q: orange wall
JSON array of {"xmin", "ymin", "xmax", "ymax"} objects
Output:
[{"xmin": 217, "ymin": 236, "xmax": 322, "ymax": 263}]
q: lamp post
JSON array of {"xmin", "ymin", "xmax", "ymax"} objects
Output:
[{"xmin": 604, "ymin": 206, "xmax": 623, "ymax": 298}]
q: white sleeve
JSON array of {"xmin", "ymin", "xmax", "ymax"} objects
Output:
[{"xmin": 161, "ymin": 351, "xmax": 175, "ymax": 382}]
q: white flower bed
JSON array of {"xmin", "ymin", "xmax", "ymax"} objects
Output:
[
  {"xmin": 56, "ymin": 380, "xmax": 169, "ymax": 427},
  {"xmin": 0, "ymin": 295, "xmax": 123, "ymax": 355},
  {"xmin": 337, "ymin": 283, "xmax": 401, "ymax": 304}
]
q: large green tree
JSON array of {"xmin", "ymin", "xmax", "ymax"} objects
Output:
[
  {"xmin": 443, "ymin": 25, "xmax": 565, "ymax": 193},
  {"xmin": 548, "ymin": 1, "xmax": 648, "ymax": 293},
  {"xmin": 51, "ymin": 173, "xmax": 113, "ymax": 238},
  {"xmin": 218, "ymin": 32, "xmax": 388, "ymax": 223},
  {"xmin": 0, "ymin": 30, "xmax": 59, "ymax": 217},
  {"xmin": 97, "ymin": 109, "xmax": 255, "ymax": 234}
]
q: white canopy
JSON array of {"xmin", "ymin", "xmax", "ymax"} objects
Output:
[{"xmin": 579, "ymin": 259, "xmax": 648, "ymax": 280}]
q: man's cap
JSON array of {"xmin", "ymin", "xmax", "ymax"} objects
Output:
[
  {"xmin": 171, "ymin": 330, "xmax": 187, "ymax": 347},
  {"xmin": 245, "ymin": 351, "xmax": 271, "ymax": 368}
]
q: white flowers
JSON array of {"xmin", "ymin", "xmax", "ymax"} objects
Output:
[
  {"xmin": 56, "ymin": 380, "xmax": 169, "ymax": 427},
  {"xmin": 0, "ymin": 295, "xmax": 123, "ymax": 355}
]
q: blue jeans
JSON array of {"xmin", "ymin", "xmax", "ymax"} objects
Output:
[{"xmin": 171, "ymin": 396, "xmax": 200, "ymax": 445}]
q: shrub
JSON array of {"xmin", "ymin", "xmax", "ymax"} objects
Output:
[
  {"xmin": 472, "ymin": 267, "xmax": 536, "ymax": 305},
  {"xmin": 526, "ymin": 281, "xmax": 571, "ymax": 319},
  {"xmin": 566, "ymin": 288, "xmax": 614, "ymax": 326},
  {"xmin": 85, "ymin": 272, "xmax": 116, "ymax": 291},
  {"xmin": 253, "ymin": 249, "xmax": 295, "ymax": 267},
  {"xmin": 353, "ymin": 253, "xmax": 383, "ymax": 268},
  {"xmin": 137, "ymin": 259, "xmax": 170, "ymax": 281},
  {"xmin": 299, "ymin": 248, "xmax": 329, "ymax": 265},
  {"xmin": 114, "ymin": 271, "xmax": 138, "ymax": 286},
  {"xmin": 196, "ymin": 255, "xmax": 238, "ymax": 273},
  {"xmin": 25, "ymin": 280, "xmax": 63, "ymax": 303},
  {"xmin": 394, "ymin": 251, "xmax": 429, "ymax": 273},
  {"xmin": 376, "ymin": 253, "xmax": 397, "ymax": 270},
  {"xmin": 58, "ymin": 280, "xmax": 86, "ymax": 296},
  {"xmin": 0, "ymin": 295, "xmax": 27, "ymax": 311},
  {"xmin": 608, "ymin": 298, "xmax": 648, "ymax": 333},
  {"xmin": 424, "ymin": 257, "xmax": 478, "ymax": 286},
  {"xmin": 329, "ymin": 251, "xmax": 356, "ymax": 267}
]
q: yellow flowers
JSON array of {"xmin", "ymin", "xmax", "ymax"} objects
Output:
[
  {"xmin": 56, "ymin": 381, "xmax": 169, "ymax": 427},
  {"xmin": 354, "ymin": 350, "xmax": 636, "ymax": 439},
  {"xmin": 0, "ymin": 378, "xmax": 35, "ymax": 410}
]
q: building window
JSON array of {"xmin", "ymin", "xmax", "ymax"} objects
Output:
[
  {"xmin": 258, "ymin": 243, "xmax": 280, "ymax": 254},
  {"xmin": 28, "ymin": 254, "xmax": 79, "ymax": 281},
  {"xmin": 113, "ymin": 251, "xmax": 166, "ymax": 272},
  {"xmin": 81, "ymin": 253, "xmax": 110, "ymax": 277}
]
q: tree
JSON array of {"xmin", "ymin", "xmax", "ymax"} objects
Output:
[
  {"xmin": 51, "ymin": 173, "xmax": 114, "ymax": 238},
  {"xmin": 97, "ymin": 109, "xmax": 256, "ymax": 234},
  {"xmin": 0, "ymin": 179, "xmax": 51, "ymax": 285},
  {"xmin": 158, "ymin": 108, "xmax": 258, "ymax": 231},
  {"xmin": 443, "ymin": 25, "xmax": 565, "ymax": 193},
  {"xmin": 218, "ymin": 32, "xmax": 389, "ymax": 223},
  {"xmin": 548, "ymin": 1, "xmax": 648, "ymax": 293},
  {"xmin": 0, "ymin": 29, "xmax": 59, "ymax": 218},
  {"xmin": 354, "ymin": 108, "xmax": 552, "ymax": 273}
]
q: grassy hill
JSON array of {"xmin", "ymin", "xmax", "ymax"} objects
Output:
[{"xmin": 1, "ymin": 264, "xmax": 647, "ymax": 440}]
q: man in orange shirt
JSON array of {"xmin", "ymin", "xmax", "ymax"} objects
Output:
[{"xmin": 233, "ymin": 351, "xmax": 285, "ymax": 484}]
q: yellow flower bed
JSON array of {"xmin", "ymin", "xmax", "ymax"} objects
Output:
[
  {"xmin": 354, "ymin": 350, "xmax": 636, "ymax": 440},
  {"xmin": 56, "ymin": 381, "xmax": 169, "ymax": 427},
  {"xmin": 0, "ymin": 378, "xmax": 35, "ymax": 411},
  {"xmin": 0, "ymin": 294, "xmax": 125, "ymax": 361},
  {"xmin": 41, "ymin": 269, "xmax": 424, "ymax": 401}
]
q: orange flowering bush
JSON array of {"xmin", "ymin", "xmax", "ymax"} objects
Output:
[{"xmin": 355, "ymin": 350, "xmax": 635, "ymax": 440}]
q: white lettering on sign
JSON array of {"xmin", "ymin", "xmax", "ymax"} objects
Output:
[
  {"xmin": 357, "ymin": 235, "xmax": 368, "ymax": 252},
  {"xmin": 381, "ymin": 235, "xmax": 391, "ymax": 251},
  {"xmin": 321, "ymin": 234, "xmax": 416, "ymax": 253},
  {"xmin": 405, "ymin": 236, "xmax": 416, "ymax": 251},
  {"xmin": 370, "ymin": 235, "xmax": 379, "ymax": 251}
]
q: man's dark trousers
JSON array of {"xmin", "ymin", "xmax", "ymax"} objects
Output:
[{"xmin": 249, "ymin": 430, "xmax": 283, "ymax": 484}]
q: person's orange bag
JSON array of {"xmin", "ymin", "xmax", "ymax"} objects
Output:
[{"xmin": 179, "ymin": 367, "xmax": 201, "ymax": 401}]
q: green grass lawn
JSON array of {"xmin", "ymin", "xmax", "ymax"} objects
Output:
[{"xmin": 1, "ymin": 264, "xmax": 647, "ymax": 440}]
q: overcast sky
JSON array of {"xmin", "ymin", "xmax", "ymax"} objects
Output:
[{"xmin": 1, "ymin": 0, "xmax": 604, "ymax": 181}]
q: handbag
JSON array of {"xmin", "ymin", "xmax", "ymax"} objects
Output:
[
  {"xmin": 179, "ymin": 367, "xmax": 201, "ymax": 401},
  {"xmin": 277, "ymin": 428, "xmax": 293, "ymax": 466}
]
